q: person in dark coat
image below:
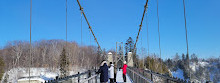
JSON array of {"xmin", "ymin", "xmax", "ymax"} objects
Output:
[{"xmin": 97, "ymin": 61, "xmax": 108, "ymax": 83}]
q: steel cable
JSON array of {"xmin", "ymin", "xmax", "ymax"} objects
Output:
[{"xmin": 29, "ymin": 0, "xmax": 32, "ymax": 82}]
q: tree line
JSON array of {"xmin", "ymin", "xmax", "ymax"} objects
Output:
[
  {"xmin": 124, "ymin": 37, "xmax": 170, "ymax": 76},
  {"xmin": 0, "ymin": 39, "xmax": 103, "ymax": 76}
]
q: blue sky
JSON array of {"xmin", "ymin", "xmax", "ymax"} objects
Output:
[{"xmin": 0, "ymin": 0, "xmax": 219, "ymax": 59}]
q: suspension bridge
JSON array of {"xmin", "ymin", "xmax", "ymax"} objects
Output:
[{"xmin": 26, "ymin": 0, "xmax": 193, "ymax": 83}]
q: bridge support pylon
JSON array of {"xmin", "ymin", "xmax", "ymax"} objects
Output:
[
  {"xmin": 107, "ymin": 52, "xmax": 113, "ymax": 65},
  {"xmin": 127, "ymin": 52, "xmax": 134, "ymax": 67}
]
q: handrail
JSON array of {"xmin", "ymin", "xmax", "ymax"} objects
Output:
[
  {"xmin": 45, "ymin": 69, "xmax": 97, "ymax": 83},
  {"xmin": 80, "ymin": 74, "xmax": 98, "ymax": 83},
  {"xmin": 143, "ymin": 69, "xmax": 185, "ymax": 82},
  {"xmin": 129, "ymin": 67, "xmax": 187, "ymax": 83},
  {"xmin": 127, "ymin": 67, "xmax": 153, "ymax": 83}
]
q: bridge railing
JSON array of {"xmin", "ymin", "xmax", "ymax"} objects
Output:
[
  {"xmin": 45, "ymin": 69, "xmax": 98, "ymax": 83},
  {"xmin": 127, "ymin": 67, "xmax": 153, "ymax": 83},
  {"xmin": 129, "ymin": 67, "xmax": 188, "ymax": 83}
]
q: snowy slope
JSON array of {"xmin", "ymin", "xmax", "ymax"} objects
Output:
[{"xmin": 171, "ymin": 68, "xmax": 184, "ymax": 80}]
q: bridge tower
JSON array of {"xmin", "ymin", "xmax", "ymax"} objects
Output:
[
  {"xmin": 107, "ymin": 52, "xmax": 113, "ymax": 65},
  {"xmin": 127, "ymin": 52, "xmax": 134, "ymax": 67}
]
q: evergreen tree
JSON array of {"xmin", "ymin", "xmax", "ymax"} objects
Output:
[
  {"xmin": 186, "ymin": 54, "xmax": 190, "ymax": 67},
  {"xmin": 119, "ymin": 45, "xmax": 123, "ymax": 56},
  {"xmin": 145, "ymin": 56, "xmax": 151, "ymax": 69},
  {"xmin": 59, "ymin": 48, "xmax": 69, "ymax": 77},
  {"xmin": 124, "ymin": 37, "xmax": 138, "ymax": 67},
  {"xmin": 191, "ymin": 53, "xmax": 198, "ymax": 63},
  {"xmin": 182, "ymin": 53, "xmax": 190, "ymax": 79},
  {"xmin": 182, "ymin": 53, "xmax": 185, "ymax": 62},
  {"xmin": 174, "ymin": 53, "xmax": 180, "ymax": 62}
]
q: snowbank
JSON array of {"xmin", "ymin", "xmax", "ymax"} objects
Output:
[{"xmin": 17, "ymin": 76, "xmax": 45, "ymax": 82}]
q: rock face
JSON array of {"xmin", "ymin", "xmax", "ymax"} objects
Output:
[
  {"xmin": 107, "ymin": 52, "xmax": 113, "ymax": 65},
  {"xmin": 127, "ymin": 52, "xmax": 134, "ymax": 67}
]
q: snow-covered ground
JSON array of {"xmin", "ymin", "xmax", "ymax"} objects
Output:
[
  {"xmin": 190, "ymin": 61, "xmax": 209, "ymax": 72},
  {"xmin": 116, "ymin": 69, "xmax": 132, "ymax": 83},
  {"xmin": 4, "ymin": 68, "xmax": 58, "ymax": 83},
  {"xmin": 171, "ymin": 68, "xmax": 184, "ymax": 80},
  {"xmin": 2, "ymin": 67, "xmax": 87, "ymax": 83},
  {"xmin": 171, "ymin": 61, "xmax": 220, "ymax": 82}
]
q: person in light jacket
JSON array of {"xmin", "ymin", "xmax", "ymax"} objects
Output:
[{"xmin": 108, "ymin": 62, "xmax": 114, "ymax": 83}]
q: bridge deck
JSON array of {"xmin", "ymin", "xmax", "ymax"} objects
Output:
[{"xmin": 116, "ymin": 69, "xmax": 132, "ymax": 83}]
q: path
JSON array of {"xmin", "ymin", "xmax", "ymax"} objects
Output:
[{"xmin": 116, "ymin": 69, "xmax": 132, "ymax": 83}]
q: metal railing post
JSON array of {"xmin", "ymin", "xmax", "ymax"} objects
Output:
[
  {"xmin": 151, "ymin": 73, "xmax": 153, "ymax": 82},
  {"xmin": 133, "ymin": 71, "xmax": 134, "ymax": 82},
  {"xmin": 88, "ymin": 70, "xmax": 91, "ymax": 83},
  {"xmin": 95, "ymin": 75, "xmax": 98, "ymax": 83},
  {"xmin": 78, "ymin": 72, "xmax": 80, "ymax": 83}
]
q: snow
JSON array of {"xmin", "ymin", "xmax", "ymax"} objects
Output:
[
  {"xmin": 5, "ymin": 68, "xmax": 59, "ymax": 83},
  {"xmin": 3, "ymin": 67, "xmax": 88, "ymax": 83},
  {"xmin": 17, "ymin": 77, "xmax": 45, "ymax": 82},
  {"xmin": 190, "ymin": 63, "xmax": 196, "ymax": 72},
  {"xmin": 171, "ymin": 68, "xmax": 184, "ymax": 80},
  {"xmin": 116, "ymin": 69, "xmax": 132, "ymax": 83},
  {"xmin": 108, "ymin": 52, "xmax": 112, "ymax": 55},
  {"xmin": 198, "ymin": 62, "xmax": 208, "ymax": 67},
  {"xmin": 190, "ymin": 61, "xmax": 209, "ymax": 72}
]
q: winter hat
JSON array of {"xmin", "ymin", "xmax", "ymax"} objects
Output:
[
  {"xmin": 123, "ymin": 61, "xmax": 127, "ymax": 64},
  {"xmin": 101, "ymin": 61, "xmax": 107, "ymax": 66}
]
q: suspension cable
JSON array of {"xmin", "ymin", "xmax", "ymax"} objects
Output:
[
  {"xmin": 134, "ymin": 0, "xmax": 149, "ymax": 52},
  {"xmin": 76, "ymin": 0, "xmax": 102, "ymax": 52},
  {"xmin": 29, "ymin": 0, "xmax": 32, "ymax": 82},
  {"xmin": 127, "ymin": 0, "xmax": 149, "ymax": 64},
  {"xmin": 156, "ymin": 0, "xmax": 162, "ymax": 73}
]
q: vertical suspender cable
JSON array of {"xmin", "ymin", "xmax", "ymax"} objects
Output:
[
  {"xmin": 156, "ymin": 0, "xmax": 162, "ymax": 73},
  {"xmin": 81, "ymin": 11, "xmax": 83, "ymax": 45},
  {"xmin": 146, "ymin": 12, "xmax": 149, "ymax": 57},
  {"xmin": 141, "ymin": 28, "xmax": 145, "ymax": 68},
  {"xmin": 90, "ymin": 30, "xmax": 91, "ymax": 46},
  {"xmin": 183, "ymin": 0, "xmax": 188, "ymax": 58},
  {"xmin": 65, "ymin": 0, "xmax": 68, "ymax": 76},
  {"xmin": 66, "ymin": 0, "xmax": 67, "ymax": 47},
  {"xmin": 183, "ymin": 0, "xmax": 190, "ymax": 80},
  {"xmin": 146, "ymin": 11, "xmax": 150, "ymax": 70},
  {"xmin": 29, "ymin": 0, "xmax": 32, "ymax": 82}
]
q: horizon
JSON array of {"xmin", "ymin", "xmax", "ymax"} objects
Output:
[{"xmin": 0, "ymin": 0, "xmax": 220, "ymax": 59}]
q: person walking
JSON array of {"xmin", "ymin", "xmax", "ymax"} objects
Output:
[
  {"xmin": 122, "ymin": 61, "xmax": 127, "ymax": 82},
  {"xmin": 97, "ymin": 61, "xmax": 108, "ymax": 83},
  {"xmin": 108, "ymin": 62, "xmax": 114, "ymax": 83}
]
